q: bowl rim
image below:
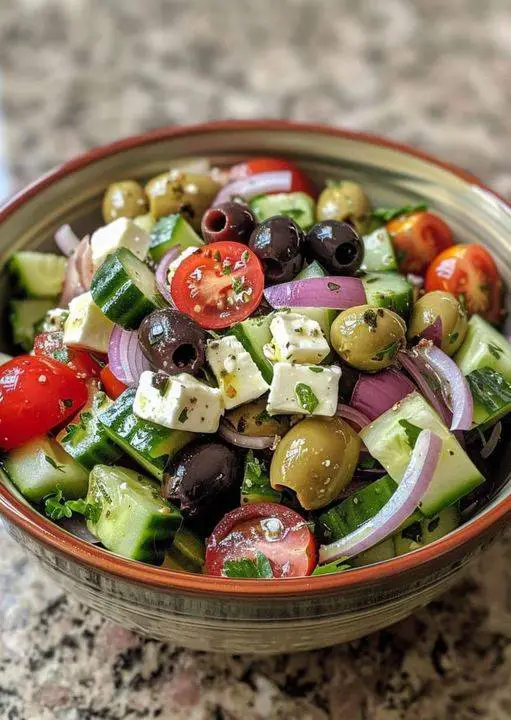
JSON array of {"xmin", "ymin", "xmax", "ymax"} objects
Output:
[{"xmin": 0, "ymin": 118, "xmax": 509, "ymax": 597}]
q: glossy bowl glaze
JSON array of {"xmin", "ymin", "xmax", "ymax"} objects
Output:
[{"xmin": 1, "ymin": 121, "xmax": 511, "ymax": 654}]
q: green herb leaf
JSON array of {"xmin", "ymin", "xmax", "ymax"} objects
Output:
[
  {"xmin": 308, "ymin": 366, "xmax": 324, "ymax": 373},
  {"xmin": 371, "ymin": 203, "xmax": 428, "ymax": 224},
  {"xmin": 449, "ymin": 331, "xmax": 459, "ymax": 344},
  {"xmin": 488, "ymin": 342, "xmax": 503, "ymax": 360},
  {"xmin": 372, "ymin": 340, "xmax": 401, "ymax": 362},
  {"xmin": 44, "ymin": 454, "xmax": 65, "ymax": 473},
  {"xmin": 327, "ymin": 281, "xmax": 341, "ymax": 292},
  {"xmin": 43, "ymin": 486, "xmax": 100, "ymax": 523},
  {"xmin": 231, "ymin": 276, "xmax": 246, "ymax": 294},
  {"xmin": 399, "ymin": 419, "xmax": 422, "ymax": 449},
  {"xmin": 359, "ymin": 455, "xmax": 378, "ymax": 470},
  {"xmin": 254, "ymin": 409, "xmax": 271, "ymax": 424},
  {"xmin": 222, "ymin": 551, "xmax": 274, "ymax": 578},
  {"xmin": 178, "ymin": 407, "xmax": 189, "ymax": 423},
  {"xmin": 312, "ymin": 560, "xmax": 351, "ymax": 576},
  {"xmin": 295, "ymin": 383, "xmax": 319, "ymax": 414}
]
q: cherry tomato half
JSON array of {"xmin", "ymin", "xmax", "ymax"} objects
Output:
[
  {"xmin": 387, "ymin": 211, "xmax": 454, "ymax": 275},
  {"xmin": 100, "ymin": 365, "xmax": 128, "ymax": 399},
  {"xmin": 34, "ymin": 331, "xmax": 102, "ymax": 381},
  {"xmin": 228, "ymin": 156, "xmax": 318, "ymax": 198},
  {"xmin": 0, "ymin": 355, "xmax": 88, "ymax": 451},
  {"xmin": 425, "ymin": 243, "xmax": 503, "ymax": 323},
  {"xmin": 170, "ymin": 241, "xmax": 264, "ymax": 329},
  {"xmin": 205, "ymin": 503, "xmax": 317, "ymax": 578}
]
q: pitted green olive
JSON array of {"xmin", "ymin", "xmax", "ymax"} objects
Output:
[
  {"xmin": 408, "ymin": 291, "xmax": 468, "ymax": 356},
  {"xmin": 270, "ymin": 416, "xmax": 360, "ymax": 510},
  {"xmin": 331, "ymin": 304, "xmax": 406, "ymax": 372},
  {"xmin": 316, "ymin": 181, "xmax": 372, "ymax": 235},
  {"xmin": 102, "ymin": 180, "xmax": 148, "ymax": 223},
  {"xmin": 145, "ymin": 171, "xmax": 221, "ymax": 230},
  {"xmin": 224, "ymin": 399, "xmax": 290, "ymax": 438}
]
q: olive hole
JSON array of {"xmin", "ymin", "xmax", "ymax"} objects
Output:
[
  {"xmin": 263, "ymin": 258, "xmax": 284, "ymax": 278},
  {"xmin": 205, "ymin": 209, "xmax": 227, "ymax": 233},
  {"xmin": 335, "ymin": 242, "xmax": 357, "ymax": 267},
  {"xmin": 172, "ymin": 343, "xmax": 197, "ymax": 368}
]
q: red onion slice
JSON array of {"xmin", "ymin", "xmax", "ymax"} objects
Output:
[
  {"xmin": 398, "ymin": 350, "xmax": 452, "ymax": 427},
  {"xmin": 319, "ymin": 429, "xmax": 442, "ymax": 564},
  {"xmin": 55, "ymin": 224, "xmax": 80, "ymax": 257},
  {"xmin": 108, "ymin": 325, "xmax": 150, "ymax": 386},
  {"xmin": 480, "ymin": 421, "xmax": 502, "ymax": 459},
  {"xmin": 75, "ymin": 235, "xmax": 94, "ymax": 290},
  {"xmin": 419, "ymin": 343, "xmax": 473, "ymax": 431},
  {"xmin": 264, "ymin": 276, "xmax": 366, "ymax": 310},
  {"xmin": 351, "ymin": 369, "xmax": 415, "ymax": 422},
  {"xmin": 218, "ymin": 419, "xmax": 275, "ymax": 450},
  {"xmin": 155, "ymin": 246, "xmax": 182, "ymax": 304},
  {"xmin": 335, "ymin": 404, "xmax": 371, "ymax": 431},
  {"xmin": 417, "ymin": 316, "xmax": 442, "ymax": 347},
  {"xmin": 213, "ymin": 171, "xmax": 293, "ymax": 206}
]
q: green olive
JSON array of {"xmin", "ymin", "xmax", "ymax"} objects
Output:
[
  {"xmin": 102, "ymin": 180, "xmax": 148, "ymax": 223},
  {"xmin": 224, "ymin": 399, "xmax": 290, "ymax": 438},
  {"xmin": 145, "ymin": 171, "xmax": 221, "ymax": 230},
  {"xmin": 317, "ymin": 181, "xmax": 372, "ymax": 234},
  {"xmin": 408, "ymin": 291, "xmax": 468, "ymax": 356},
  {"xmin": 270, "ymin": 416, "xmax": 360, "ymax": 510},
  {"xmin": 330, "ymin": 305, "xmax": 406, "ymax": 372}
]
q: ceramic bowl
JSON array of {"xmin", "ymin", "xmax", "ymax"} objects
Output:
[{"xmin": 1, "ymin": 121, "xmax": 510, "ymax": 654}]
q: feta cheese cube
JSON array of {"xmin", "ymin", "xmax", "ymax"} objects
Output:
[
  {"xmin": 267, "ymin": 362, "xmax": 341, "ymax": 416},
  {"xmin": 167, "ymin": 246, "xmax": 200, "ymax": 282},
  {"xmin": 133, "ymin": 371, "xmax": 223, "ymax": 433},
  {"xmin": 206, "ymin": 335, "xmax": 270, "ymax": 409},
  {"xmin": 63, "ymin": 291, "xmax": 114, "ymax": 354},
  {"xmin": 267, "ymin": 312, "xmax": 330, "ymax": 365},
  {"xmin": 90, "ymin": 217, "xmax": 150, "ymax": 270}
]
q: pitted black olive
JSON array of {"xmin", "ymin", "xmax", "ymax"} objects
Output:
[
  {"xmin": 138, "ymin": 308, "xmax": 207, "ymax": 376},
  {"xmin": 201, "ymin": 201, "xmax": 257, "ymax": 244},
  {"xmin": 163, "ymin": 441, "xmax": 239, "ymax": 526},
  {"xmin": 305, "ymin": 220, "xmax": 364, "ymax": 275},
  {"xmin": 248, "ymin": 216, "xmax": 305, "ymax": 284}
]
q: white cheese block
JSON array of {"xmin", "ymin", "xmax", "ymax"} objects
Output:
[
  {"xmin": 63, "ymin": 291, "xmax": 114, "ymax": 354},
  {"xmin": 206, "ymin": 335, "xmax": 270, "ymax": 409},
  {"xmin": 90, "ymin": 217, "xmax": 150, "ymax": 270},
  {"xmin": 266, "ymin": 311, "xmax": 330, "ymax": 365},
  {"xmin": 267, "ymin": 362, "xmax": 341, "ymax": 416}
]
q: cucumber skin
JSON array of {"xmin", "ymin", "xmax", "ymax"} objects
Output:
[
  {"xmin": 90, "ymin": 248, "xmax": 164, "ymax": 329},
  {"xmin": 231, "ymin": 315, "xmax": 274, "ymax": 384},
  {"xmin": 466, "ymin": 367, "xmax": 511, "ymax": 429},
  {"xmin": 8, "ymin": 251, "xmax": 67, "ymax": 298},
  {"xmin": 149, "ymin": 214, "xmax": 203, "ymax": 262},
  {"xmin": 98, "ymin": 388, "xmax": 193, "ymax": 481},
  {"xmin": 362, "ymin": 272, "xmax": 412, "ymax": 319},
  {"xmin": 163, "ymin": 527, "xmax": 205, "ymax": 573}
]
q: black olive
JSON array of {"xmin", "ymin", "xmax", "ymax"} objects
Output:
[
  {"xmin": 201, "ymin": 201, "xmax": 257, "ymax": 244},
  {"xmin": 138, "ymin": 308, "xmax": 207, "ymax": 376},
  {"xmin": 305, "ymin": 220, "xmax": 364, "ymax": 275},
  {"xmin": 248, "ymin": 216, "xmax": 305, "ymax": 284},
  {"xmin": 163, "ymin": 441, "xmax": 239, "ymax": 529}
]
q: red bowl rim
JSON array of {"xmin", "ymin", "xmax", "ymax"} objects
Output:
[{"xmin": 1, "ymin": 119, "xmax": 509, "ymax": 597}]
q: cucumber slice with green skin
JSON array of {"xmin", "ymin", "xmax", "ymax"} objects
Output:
[
  {"xmin": 98, "ymin": 387, "xmax": 194, "ymax": 481},
  {"xmin": 86, "ymin": 465, "xmax": 181, "ymax": 564},
  {"xmin": 8, "ymin": 251, "xmax": 67, "ymax": 298},
  {"xmin": 351, "ymin": 537, "xmax": 396, "ymax": 567},
  {"xmin": 2, "ymin": 435, "xmax": 89, "ymax": 503},
  {"xmin": 360, "ymin": 227, "xmax": 398, "ymax": 273},
  {"xmin": 294, "ymin": 260, "xmax": 338, "ymax": 338},
  {"xmin": 90, "ymin": 247, "xmax": 164, "ymax": 329},
  {"xmin": 230, "ymin": 314, "xmax": 275, "ymax": 384},
  {"xmin": 362, "ymin": 272, "xmax": 412, "ymax": 319},
  {"xmin": 58, "ymin": 392, "xmax": 123, "ymax": 470},
  {"xmin": 360, "ymin": 392, "xmax": 484, "ymax": 517},
  {"xmin": 250, "ymin": 192, "xmax": 316, "ymax": 231},
  {"xmin": 149, "ymin": 213, "xmax": 203, "ymax": 262},
  {"xmin": 454, "ymin": 315, "xmax": 511, "ymax": 381},
  {"xmin": 394, "ymin": 505, "xmax": 460, "ymax": 556},
  {"xmin": 164, "ymin": 527, "xmax": 205, "ymax": 573},
  {"xmin": 466, "ymin": 367, "xmax": 511, "ymax": 429},
  {"xmin": 9, "ymin": 298, "xmax": 57, "ymax": 351},
  {"xmin": 241, "ymin": 451, "xmax": 282, "ymax": 505}
]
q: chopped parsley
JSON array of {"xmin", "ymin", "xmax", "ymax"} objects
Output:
[
  {"xmin": 488, "ymin": 342, "xmax": 503, "ymax": 360},
  {"xmin": 255, "ymin": 408, "xmax": 271, "ymax": 424},
  {"xmin": 363, "ymin": 309, "xmax": 378, "ymax": 330},
  {"xmin": 308, "ymin": 366, "xmax": 324, "ymax": 373},
  {"xmin": 222, "ymin": 552, "xmax": 274, "ymax": 578},
  {"xmin": 449, "ymin": 331, "xmax": 459, "ymax": 344},
  {"xmin": 372, "ymin": 340, "xmax": 401, "ymax": 362},
  {"xmin": 327, "ymin": 281, "xmax": 341, "ymax": 292},
  {"xmin": 43, "ymin": 486, "xmax": 100, "ymax": 523},
  {"xmin": 178, "ymin": 407, "xmax": 189, "ymax": 423},
  {"xmin": 44, "ymin": 454, "xmax": 65, "ymax": 473},
  {"xmin": 399, "ymin": 419, "xmax": 422, "ymax": 449},
  {"xmin": 295, "ymin": 383, "xmax": 319, "ymax": 414},
  {"xmin": 371, "ymin": 202, "xmax": 427, "ymax": 224},
  {"xmin": 231, "ymin": 276, "xmax": 246, "ymax": 295}
]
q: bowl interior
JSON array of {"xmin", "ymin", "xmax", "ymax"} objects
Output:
[{"xmin": 1, "ymin": 122, "xmax": 511, "ymax": 582}]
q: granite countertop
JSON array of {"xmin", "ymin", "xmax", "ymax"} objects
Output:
[{"xmin": 1, "ymin": 1, "xmax": 511, "ymax": 718}]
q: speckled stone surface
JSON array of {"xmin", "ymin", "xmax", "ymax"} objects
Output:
[{"xmin": 1, "ymin": 1, "xmax": 511, "ymax": 718}]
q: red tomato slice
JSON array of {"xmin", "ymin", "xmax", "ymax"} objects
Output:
[
  {"xmin": 100, "ymin": 365, "xmax": 128, "ymax": 399},
  {"xmin": 387, "ymin": 211, "xmax": 454, "ymax": 275},
  {"xmin": 34, "ymin": 331, "xmax": 102, "ymax": 381},
  {"xmin": 170, "ymin": 241, "xmax": 264, "ymax": 329},
  {"xmin": 0, "ymin": 355, "xmax": 88, "ymax": 451},
  {"xmin": 205, "ymin": 503, "xmax": 317, "ymax": 578},
  {"xmin": 425, "ymin": 243, "xmax": 503, "ymax": 323},
  {"xmin": 228, "ymin": 157, "xmax": 318, "ymax": 197}
]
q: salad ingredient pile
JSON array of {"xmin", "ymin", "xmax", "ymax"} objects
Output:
[{"xmin": 1, "ymin": 157, "xmax": 509, "ymax": 580}]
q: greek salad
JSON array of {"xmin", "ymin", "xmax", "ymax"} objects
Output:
[{"xmin": 1, "ymin": 156, "xmax": 510, "ymax": 579}]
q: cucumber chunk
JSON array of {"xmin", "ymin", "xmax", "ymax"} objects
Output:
[
  {"xmin": 454, "ymin": 315, "xmax": 511, "ymax": 381},
  {"xmin": 352, "ymin": 537, "xmax": 396, "ymax": 567},
  {"xmin": 163, "ymin": 527, "xmax": 205, "ymax": 573},
  {"xmin": 133, "ymin": 213, "xmax": 155, "ymax": 234},
  {"xmin": 149, "ymin": 213, "xmax": 203, "ymax": 262},
  {"xmin": 394, "ymin": 505, "xmax": 460, "ymax": 555},
  {"xmin": 466, "ymin": 367, "xmax": 511, "ymax": 429},
  {"xmin": 98, "ymin": 387, "xmax": 193, "ymax": 481},
  {"xmin": 10, "ymin": 298, "xmax": 58, "ymax": 351},
  {"xmin": 241, "ymin": 451, "xmax": 282, "ymax": 505},
  {"xmin": 294, "ymin": 260, "xmax": 338, "ymax": 338},
  {"xmin": 360, "ymin": 227, "xmax": 398, "ymax": 273},
  {"xmin": 231, "ymin": 314, "xmax": 274, "ymax": 384},
  {"xmin": 86, "ymin": 465, "xmax": 181, "ymax": 564},
  {"xmin": 8, "ymin": 251, "xmax": 67, "ymax": 298},
  {"xmin": 360, "ymin": 392, "xmax": 484, "ymax": 517},
  {"xmin": 362, "ymin": 272, "xmax": 412, "ymax": 319},
  {"xmin": 295, "ymin": 260, "xmax": 327, "ymax": 280},
  {"xmin": 250, "ymin": 192, "xmax": 316, "ymax": 231},
  {"xmin": 90, "ymin": 247, "xmax": 164, "ymax": 329},
  {"xmin": 58, "ymin": 392, "xmax": 123, "ymax": 470},
  {"xmin": 2, "ymin": 435, "xmax": 89, "ymax": 503}
]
